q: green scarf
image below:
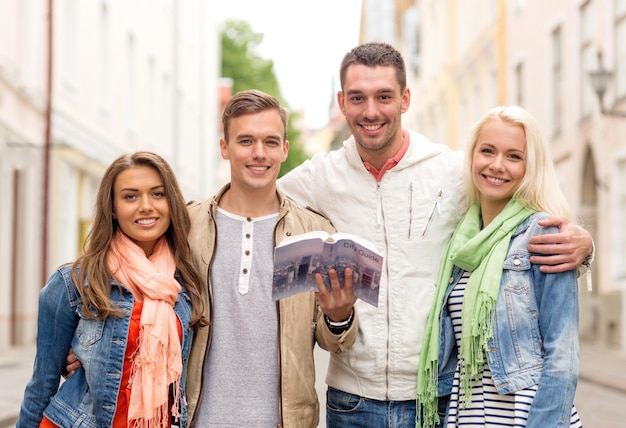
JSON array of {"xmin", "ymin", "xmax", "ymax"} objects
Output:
[{"xmin": 416, "ymin": 199, "xmax": 533, "ymax": 428}]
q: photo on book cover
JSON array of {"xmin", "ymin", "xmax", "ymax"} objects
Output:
[{"xmin": 272, "ymin": 232, "xmax": 383, "ymax": 307}]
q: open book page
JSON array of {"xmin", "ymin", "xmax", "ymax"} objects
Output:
[{"xmin": 272, "ymin": 231, "xmax": 383, "ymax": 306}]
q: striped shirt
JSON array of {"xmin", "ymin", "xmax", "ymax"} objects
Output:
[{"xmin": 445, "ymin": 271, "xmax": 583, "ymax": 427}]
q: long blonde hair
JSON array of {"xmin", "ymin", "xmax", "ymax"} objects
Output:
[{"xmin": 464, "ymin": 105, "xmax": 571, "ymax": 218}]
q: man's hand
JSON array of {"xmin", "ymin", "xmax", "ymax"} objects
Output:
[
  {"xmin": 62, "ymin": 347, "xmax": 81, "ymax": 379},
  {"xmin": 315, "ymin": 268, "xmax": 356, "ymax": 323},
  {"xmin": 528, "ymin": 216, "xmax": 593, "ymax": 273}
]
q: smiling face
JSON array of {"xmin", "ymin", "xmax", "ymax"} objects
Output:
[
  {"xmin": 472, "ymin": 119, "xmax": 527, "ymax": 216},
  {"xmin": 112, "ymin": 165, "xmax": 170, "ymax": 257},
  {"xmin": 220, "ymin": 109, "xmax": 289, "ymax": 195},
  {"xmin": 337, "ymin": 64, "xmax": 410, "ymax": 168}
]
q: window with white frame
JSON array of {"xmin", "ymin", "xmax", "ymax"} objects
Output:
[
  {"xmin": 98, "ymin": 2, "xmax": 111, "ymax": 114},
  {"xmin": 147, "ymin": 57, "xmax": 157, "ymax": 146},
  {"xmin": 126, "ymin": 33, "xmax": 136, "ymax": 133},
  {"xmin": 63, "ymin": 0, "xmax": 80, "ymax": 90},
  {"xmin": 16, "ymin": 1, "xmax": 34, "ymax": 89}
]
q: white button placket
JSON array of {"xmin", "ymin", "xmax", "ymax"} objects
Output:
[{"xmin": 238, "ymin": 217, "xmax": 254, "ymax": 295}]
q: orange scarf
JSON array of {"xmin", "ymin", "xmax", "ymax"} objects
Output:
[{"xmin": 107, "ymin": 231, "xmax": 182, "ymax": 428}]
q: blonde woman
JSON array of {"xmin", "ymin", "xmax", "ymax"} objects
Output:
[{"xmin": 418, "ymin": 106, "xmax": 582, "ymax": 427}]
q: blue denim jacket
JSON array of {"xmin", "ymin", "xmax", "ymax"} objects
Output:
[
  {"xmin": 436, "ymin": 213, "xmax": 579, "ymax": 428},
  {"xmin": 17, "ymin": 264, "xmax": 194, "ymax": 428}
]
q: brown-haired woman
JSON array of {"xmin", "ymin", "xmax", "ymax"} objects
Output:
[{"xmin": 17, "ymin": 151, "xmax": 205, "ymax": 428}]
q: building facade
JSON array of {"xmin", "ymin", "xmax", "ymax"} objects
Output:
[
  {"xmin": 362, "ymin": 0, "xmax": 626, "ymax": 350},
  {"xmin": 0, "ymin": 1, "xmax": 50, "ymax": 348},
  {"xmin": 0, "ymin": 0, "xmax": 221, "ymax": 350}
]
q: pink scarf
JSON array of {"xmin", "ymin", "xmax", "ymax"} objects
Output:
[{"xmin": 107, "ymin": 231, "xmax": 182, "ymax": 428}]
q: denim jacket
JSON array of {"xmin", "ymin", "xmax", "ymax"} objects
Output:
[
  {"xmin": 436, "ymin": 213, "xmax": 579, "ymax": 428},
  {"xmin": 17, "ymin": 264, "xmax": 194, "ymax": 428}
]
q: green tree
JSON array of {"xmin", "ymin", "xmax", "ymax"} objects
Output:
[{"xmin": 220, "ymin": 19, "xmax": 309, "ymax": 177}]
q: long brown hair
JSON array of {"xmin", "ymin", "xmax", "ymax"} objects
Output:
[{"xmin": 71, "ymin": 151, "xmax": 206, "ymax": 326}]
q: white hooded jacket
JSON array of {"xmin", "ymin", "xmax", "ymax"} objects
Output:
[{"xmin": 278, "ymin": 130, "xmax": 466, "ymax": 400}]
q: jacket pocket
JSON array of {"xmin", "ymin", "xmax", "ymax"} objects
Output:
[
  {"xmin": 498, "ymin": 251, "xmax": 542, "ymax": 370},
  {"xmin": 75, "ymin": 314, "xmax": 105, "ymax": 347}
]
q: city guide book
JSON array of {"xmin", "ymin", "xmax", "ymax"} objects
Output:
[{"xmin": 272, "ymin": 231, "xmax": 383, "ymax": 307}]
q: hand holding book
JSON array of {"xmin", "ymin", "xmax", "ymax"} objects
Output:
[
  {"xmin": 272, "ymin": 231, "xmax": 383, "ymax": 306},
  {"xmin": 315, "ymin": 267, "xmax": 357, "ymax": 324}
]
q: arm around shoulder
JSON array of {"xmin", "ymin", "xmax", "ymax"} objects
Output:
[{"xmin": 528, "ymin": 216, "xmax": 594, "ymax": 274}]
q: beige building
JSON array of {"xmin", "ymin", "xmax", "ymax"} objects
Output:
[
  {"xmin": 0, "ymin": 0, "xmax": 221, "ymax": 350},
  {"xmin": 362, "ymin": 0, "xmax": 626, "ymax": 350}
]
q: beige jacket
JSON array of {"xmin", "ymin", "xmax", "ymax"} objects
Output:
[{"xmin": 185, "ymin": 184, "xmax": 358, "ymax": 428}]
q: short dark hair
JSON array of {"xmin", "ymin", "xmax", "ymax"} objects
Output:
[
  {"xmin": 339, "ymin": 42, "xmax": 407, "ymax": 91},
  {"xmin": 221, "ymin": 89, "xmax": 288, "ymax": 141}
]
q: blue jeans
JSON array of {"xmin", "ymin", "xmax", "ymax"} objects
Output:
[{"xmin": 326, "ymin": 387, "xmax": 417, "ymax": 428}]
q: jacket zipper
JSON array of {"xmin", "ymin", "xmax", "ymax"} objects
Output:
[
  {"xmin": 276, "ymin": 299, "xmax": 283, "ymax": 427},
  {"xmin": 408, "ymin": 183, "xmax": 413, "ymax": 239},
  {"xmin": 422, "ymin": 189, "xmax": 443, "ymax": 237},
  {"xmin": 376, "ymin": 183, "xmax": 383, "ymax": 226},
  {"xmin": 274, "ymin": 211, "xmax": 286, "ymax": 428},
  {"xmin": 191, "ymin": 206, "xmax": 217, "ymax": 427}
]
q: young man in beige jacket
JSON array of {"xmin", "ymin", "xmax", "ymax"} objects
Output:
[{"xmin": 185, "ymin": 89, "xmax": 357, "ymax": 427}]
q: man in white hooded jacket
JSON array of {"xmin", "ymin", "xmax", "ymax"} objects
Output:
[{"xmin": 278, "ymin": 42, "xmax": 593, "ymax": 427}]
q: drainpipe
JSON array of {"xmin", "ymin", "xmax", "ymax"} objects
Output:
[{"xmin": 42, "ymin": 0, "xmax": 53, "ymax": 286}]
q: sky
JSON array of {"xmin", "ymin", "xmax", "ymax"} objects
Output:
[{"xmin": 214, "ymin": 0, "xmax": 363, "ymax": 128}]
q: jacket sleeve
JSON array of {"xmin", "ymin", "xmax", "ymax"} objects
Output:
[
  {"xmin": 17, "ymin": 269, "xmax": 80, "ymax": 428},
  {"xmin": 315, "ymin": 308, "xmax": 358, "ymax": 354},
  {"xmin": 277, "ymin": 157, "xmax": 319, "ymax": 209},
  {"xmin": 526, "ymin": 225, "xmax": 580, "ymax": 428}
]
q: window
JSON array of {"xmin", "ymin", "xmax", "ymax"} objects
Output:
[
  {"xmin": 98, "ymin": 2, "xmax": 111, "ymax": 113},
  {"xmin": 63, "ymin": 0, "xmax": 80, "ymax": 90},
  {"xmin": 147, "ymin": 57, "xmax": 156, "ymax": 146},
  {"xmin": 126, "ymin": 33, "xmax": 136, "ymax": 132},
  {"xmin": 16, "ymin": 1, "xmax": 34, "ymax": 88}
]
